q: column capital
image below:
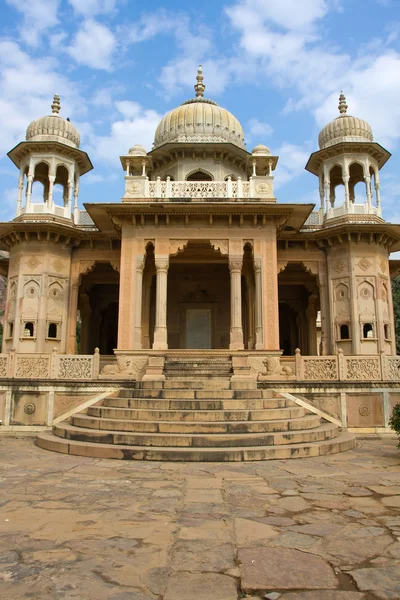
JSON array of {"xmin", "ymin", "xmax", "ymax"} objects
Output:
[
  {"xmin": 254, "ymin": 258, "xmax": 262, "ymax": 275},
  {"xmin": 229, "ymin": 257, "xmax": 243, "ymax": 273},
  {"xmin": 155, "ymin": 257, "xmax": 169, "ymax": 272},
  {"xmin": 136, "ymin": 256, "xmax": 145, "ymax": 272}
]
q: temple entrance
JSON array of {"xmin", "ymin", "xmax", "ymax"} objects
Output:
[
  {"xmin": 78, "ymin": 263, "xmax": 119, "ymax": 354},
  {"xmin": 185, "ymin": 308, "xmax": 212, "ymax": 348},
  {"xmin": 278, "ymin": 263, "xmax": 320, "ymax": 355}
]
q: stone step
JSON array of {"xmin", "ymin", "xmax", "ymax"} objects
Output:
[
  {"xmin": 163, "ymin": 379, "xmax": 232, "ymax": 389},
  {"xmin": 118, "ymin": 389, "xmax": 273, "ymax": 399},
  {"xmin": 87, "ymin": 406, "xmax": 306, "ymax": 422},
  {"xmin": 72, "ymin": 413, "xmax": 322, "ymax": 434},
  {"xmin": 36, "ymin": 431, "xmax": 356, "ymax": 461},
  {"xmin": 103, "ymin": 398, "xmax": 288, "ymax": 410},
  {"xmin": 54, "ymin": 422, "xmax": 338, "ymax": 448}
]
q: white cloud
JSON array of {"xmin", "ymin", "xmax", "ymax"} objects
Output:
[
  {"xmin": 5, "ymin": 0, "xmax": 60, "ymax": 46},
  {"xmin": 68, "ymin": 0, "xmax": 116, "ymax": 17},
  {"xmin": 248, "ymin": 118, "xmax": 273, "ymax": 138},
  {"xmin": 0, "ymin": 41, "xmax": 83, "ymax": 153},
  {"xmin": 68, "ymin": 20, "xmax": 116, "ymax": 70},
  {"xmin": 88, "ymin": 102, "xmax": 163, "ymax": 167},
  {"xmin": 274, "ymin": 142, "xmax": 312, "ymax": 189},
  {"xmin": 0, "ymin": 188, "xmax": 18, "ymax": 221}
]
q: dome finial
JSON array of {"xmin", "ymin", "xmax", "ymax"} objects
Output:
[
  {"xmin": 194, "ymin": 65, "xmax": 205, "ymax": 98},
  {"xmin": 338, "ymin": 91, "xmax": 348, "ymax": 116},
  {"xmin": 51, "ymin": 94, "xmax": 61, "ymax": 115}
]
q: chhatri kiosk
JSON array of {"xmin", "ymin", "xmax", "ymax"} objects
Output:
[{"xmin": 1, "ymin": 67, "xmax": 400, "ymax": 460}]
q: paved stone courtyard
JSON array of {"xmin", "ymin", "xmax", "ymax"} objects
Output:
[{"xmin": 0, "ymin": 437, "xmax": 399, "ymax": 600}]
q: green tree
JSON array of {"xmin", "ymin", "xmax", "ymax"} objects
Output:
[{"xmin": 393, "ymin": 276, "xmax": 400, "ymax": 355}]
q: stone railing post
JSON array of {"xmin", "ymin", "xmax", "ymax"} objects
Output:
[
  {"xmin": 295, "ymin": 348, "xmax": 303, "ymax": 381},
  {"xmin": 93, "ymin": 347, "xmax": 100, "ymax": 379},
  {"xmin": 337, "ymin": 348, "xmax": 345, "ymax": 380},
  {"xmin": 8, "ymin": 348, "xmax": 15, "ymax": 378},
  {"xmin": 380, "ymin": 351, "xmax": 387, "ymax": 381},
  {"xmin": 51, "ymin": 347, "xmax": 58, "ymax": 378}
]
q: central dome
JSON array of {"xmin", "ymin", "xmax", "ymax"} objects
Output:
[{"xmin": 153, "ymin": 66, "xmax": 246, "ymax": 150}]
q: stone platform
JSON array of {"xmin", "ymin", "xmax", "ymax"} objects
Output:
[
  {"xmin": 1, "ymin": 437, "xmax": 400, "ymax": 600},
  {"xmin": 37, "ymin": 377, "xmax": 355, "ymax": 460}
]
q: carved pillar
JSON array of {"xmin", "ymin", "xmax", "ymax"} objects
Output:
[
  {"xmin": 17, "ymin": 170, "xmax": 24, "ymax": 216},
  {"xmin": 260, "ymin": 228, "xmax": 280, "ymax": 350},
  {"xmin": 134, "ymin": 256, "xmax": 145, "ymax": 349},
  {"xmin": 343, "ymin": 174, "xmax": 350, "ymax": 209},
  {"xmin": 117, "ymin": 227, "xmax": 138, "ymax": 350},
  {"xmin": 254, "ymin": 258, "xmax": 264, "ymax": 350},
  {"xmin": 318, "ymin": 269, "xmax": 331, "ymax": 355},
  {"xmin": 306, "ymin": 293, "xmax": 318, "ymax": 356},
  {"xmin": 153, "ymin": 258, "xmax": 169, "ymax": 350},
  {"xmin": 79, "ymin": 292, "xmax": 92, "ymax": 354},
  {"xmin": 48, "ymin": 175, "xmax": 55, "ymax": 209},
  {"xmin": 229, "ymin": 257, "xmax": 244, "ymax": 350},
  {"xmin": 66, "ymin": 262, "xmax": 80, "ymax": 354},
  {"xmin": 365, "ymin": 174, "xmax": 372, "ymax": 209}
]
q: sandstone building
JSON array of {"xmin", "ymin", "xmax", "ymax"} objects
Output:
[{"xmin": 0, "ymin": 68, "xmax": 399, "ymax": 459}]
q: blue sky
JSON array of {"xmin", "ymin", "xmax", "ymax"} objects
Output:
[{"xmin": 1, "ymin": 0, "xmax": 400, "ymax": 224}]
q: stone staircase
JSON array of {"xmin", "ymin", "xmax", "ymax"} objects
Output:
[{"xmin": 37, "ymin": 376, "xmax": 355, "ymax": 461}]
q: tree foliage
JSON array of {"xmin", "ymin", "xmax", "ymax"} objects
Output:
[{"xmin": 392, "ymin": 276, "xmax": 400, "ymax": 355}]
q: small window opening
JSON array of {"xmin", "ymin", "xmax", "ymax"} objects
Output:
[
  {"xmin": 48, "ymin": 323, "xmax": 58, "ymax": 339},
  {"xmin": 186, "ymin": 170, "xmax": 213, "ymax": 181},
  {"xmin": 24, "ymin": 322, "xmax": 34, "ymax": 337},
  {"xmin": 8, "ymin": 322, "xmax": 14, "ymax": 338},
  {"xmin": 363, "ymin": 323, "xmax": 374, "ymax": 339},
  {"xmin": 340, "ymin": 324, "xmax": 350, "ymax": 340},
  {"xmin": 384, "ymin": 324, "xmax": 390, "ymax": 339}
]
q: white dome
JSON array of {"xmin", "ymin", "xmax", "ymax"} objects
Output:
[
  {"xmin": 252, "ymin": 144, "xmax": 271, "ymax": 156},
  {"xmin": 318, "ymin": 93, "xmax": 373, "ymax": 150},
  {"xmin": 129, "ymin": 144, "xmax": 147, "ymax": 156},
  {"xmin": 153, "ymin": 66, "xmax": 246, "ymax": 150},
  {"xmin": 26, "ymin": 95, "xmax": 80, "ymax": 149}
]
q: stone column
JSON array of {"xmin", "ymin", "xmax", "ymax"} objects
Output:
[
  {"xmin": 254, "ymin": 258, "xmax": 264, "ymax": 350},
  {"xmin": 306, "ymin": 293, "xmax": 318, "ymax": 356},
  {"xmin": 318, "ymin": 269, "xmax": 331, "ymax": 355},
  {"xmin": 117, "ymin": 227, "xmax": 139, "ymax": 350},
  {"xmin": 66, "ymin": 263, "xmax": 80, "ymax": 354},
  {"xmin": 153, "ymin": 258, "xmax": 169, "ymax": 350},
  {"xmin": 343, "ymin": 174, "xmax": 350, "ymax": 209},
  {"xmin": 229, "ymin": 257, "xmax": 244, "ymax": 350},
  {"xmin": 134, "ymin": 256, "xmax": 145, "ymax": 349},
  {"xmin": 259, "ymin": 228, "xmax": 280, "ymax": 350},
  {"xmin": 79, "ymin": 292, "xmax": 91, "ymax": 354}
]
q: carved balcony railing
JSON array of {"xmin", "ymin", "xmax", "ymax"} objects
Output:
[{"xmin": 123, "ymin": 176, "xmax": 274, "ymax": 201}]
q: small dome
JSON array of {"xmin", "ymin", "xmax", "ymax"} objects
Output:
[
  {"xmin": 26, "ymin": 95, "xmax": 80, "ymax": 149},
  {"xmin": 318, "ymin": 92, "xmax": 373, "ymax": 150},
  {"xmin": 153, "ymin": 66, "xmax": 246, "ymax": 150},
  {"xmin": 129, "ymin": 144, "xmax": 147, "ymax": 156},
  {"xmin": 252, "ymin": 144, "xmax": 271, "ymax": 156}
]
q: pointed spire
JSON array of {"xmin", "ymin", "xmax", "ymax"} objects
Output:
[
  {"xmin": 194, "ymin": 65, "xmax": 205, "ymax": 98},
  {"xmin": 51, "ymin": 94, "xmax": 61, "ymax": 115},
  {"xmin": 338, "ymin": 91, "xmax": 348, "ymax": 116}
]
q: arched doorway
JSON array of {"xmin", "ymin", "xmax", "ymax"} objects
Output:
[
  {"xmin": 78, "ymin": 263, "xmax": 119, "ymax": 354},
  {"xmin": 278, "ymin": 263, "xmax": 320, "ymax": 355}
]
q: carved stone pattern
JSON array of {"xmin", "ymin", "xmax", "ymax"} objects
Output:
[
  {"xmin": 15, "ymin": 357, "xmax": 50, "ymax": 379},
  {"xmin": 155, "ymin": 259, "xmax": 169, "ymax": 271},
  {"xmin": 229, "ymin": 259, "xmax": 242, "ymax": 272},
  {"xmin": 357, "ymin": 258, "xmax": 372, "ymax": 272},
  {"xmin": 79, "ymin": 261, "xmax": 96, "ymax": 276},
  {"xmin": 303, "ymin": 358, "xmax": 338, "ymax": 380},
  {"xmin": 102, "ymin": 356, "xmax": 148, "ymax": 378},
  {"xmin": 0, "ymin": 356, "xmax": 8, "ymax": 377},
  {"xmin": 58, "ymin": 357, "xmax": 93, "ymax": 379},
  {"xmin": 172, "ymin": 181, "xmax": 227, "ymax": 198},
  {"xmin": 346, "ymin": 358, "xmax": 380, "ymax": 380},
  {"xmin": 110, "ymin": 261, "xmax": 120, "ymax": 273},
  {"xmin": 358, "ymin": 404, "xmax": 371, "ymax": 417},
  {"xmin": 380, "ymin": 259, "xmax": 387, "ymax": 274},
  {"xmin": 278, "ymin": 262, "xmax": 288, "ymax": 274},
  {"xmin": 169, "ymin": 240, "xmax": 189, "ymax": 256},
  {"xmin": 210, "ymin": 240, "xmax": 229, "ymax": 256},
  {"xmin": 256, "ymin": 182, "xmax": 270, "ymax": 194},
  {"xmin": 359, "ymin": 287, "xmax": 372, "ymax": 300},
  {"xmin": 334, "ymin": 260, "xmax": 346, "ymax": 274},
  {"xmin": 230, "ymin": 328, "xmax": 244, "ymax": 343},
  {"xmin": 24, "ymin": 403, "xmax": 36, "ymax": 415},
  {"xmin": 249, "ymin": 357, "xmax": 267, "ymax": 376},
  {"xmin": 387, "ymin": 358, "xmax": 400, "ymax": 381},
  {"xmin": 26, "ymin": 256, "xmax": 40, "ymax": 270},
  {"xmin": 25, "ymin": 284, "xmax": 39, "ymax": 298},
  {"xmin": 52, "ymin": 259, "xmax": 64, "ymax": 273}
]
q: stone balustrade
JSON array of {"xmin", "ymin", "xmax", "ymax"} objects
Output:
[
  {"xmin": 0, "ymin": 349, "xmax": 399, "ymax": 382},
  {"xmin": 123, "ymin": 176, "xmax": 275, "ymax": 201}
]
